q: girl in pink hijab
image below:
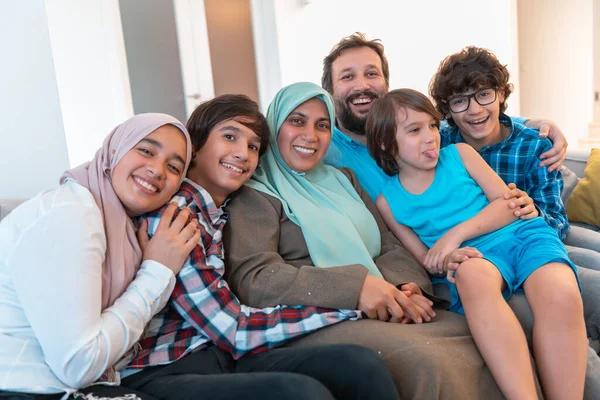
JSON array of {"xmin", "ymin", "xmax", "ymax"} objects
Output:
[{"xmin": 0, "ymin": 113, "xmax": 199, "ymax": 398}]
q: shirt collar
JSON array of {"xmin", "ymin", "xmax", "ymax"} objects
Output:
[{"xmin": 181, "ymin": 178, "xmax": 227, "ymax": 223}]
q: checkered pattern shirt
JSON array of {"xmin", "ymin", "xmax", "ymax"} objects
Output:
[
  {"xmin": 440, "ymin": 115, "xmax": 569, "ymax": 239},
  {"xmin": 126, "ymin": 180, "xmax": 360, "ymax": 370}
]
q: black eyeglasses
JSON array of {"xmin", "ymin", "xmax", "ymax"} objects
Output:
[{"xmin": 444, "ymin": 88, "xmax": 497, "ymax": 113}]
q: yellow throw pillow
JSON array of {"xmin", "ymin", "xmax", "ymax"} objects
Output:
[{"xmin": 567, "ymin": 148, "xmax": 600, "ymax": 226}]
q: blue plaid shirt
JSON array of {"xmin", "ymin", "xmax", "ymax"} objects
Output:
[{"xmin": 440, "ymin": 115, "xmax": 569, "ymax": 239}]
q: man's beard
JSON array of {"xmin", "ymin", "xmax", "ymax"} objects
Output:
[{"xmin": 334, "ymin": 90, "xmax": 380, "ymax": 136}]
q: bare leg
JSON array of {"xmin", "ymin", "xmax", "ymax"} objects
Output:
[
  {"xmin": 456, "ymin": 258, "xmax": 537, "ymax": 400},
  {"xmin": 523, "ymin": 263, "xmax": 587, "ymax": 400}
]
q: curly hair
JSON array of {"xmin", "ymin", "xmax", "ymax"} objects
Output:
[
  {"xmin": 366, "ymin": 89, "xmax": 443, "ymax": 176},
  {"xmin": 321, "ymin": 32, "xmax": 390, "ymax": 95},
  {"xmin": 186, "ymin": 94, "xmax": 270, "ymax": 169},
  {"xmin": 429, "ymin": 46, "xmax": 513, "ymax": 127}
]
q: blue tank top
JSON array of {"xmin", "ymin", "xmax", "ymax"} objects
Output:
[{"xmin": 381, "ymin": 144, "xmax": 524, "ymax": 248}]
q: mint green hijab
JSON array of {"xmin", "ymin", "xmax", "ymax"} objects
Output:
[{"xmin": 247, "ymin": 82, "xmax": 382, "ymax": 277}]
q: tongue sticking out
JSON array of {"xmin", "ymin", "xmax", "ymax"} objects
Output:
[{"xmin": 423, "ymin": 149, "xmax": 439, "ymax": 159}]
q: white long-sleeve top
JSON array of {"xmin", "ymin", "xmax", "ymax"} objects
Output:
[{"xmin": 0, "ymin": 180, "xmax": 176, "ymax": 396}]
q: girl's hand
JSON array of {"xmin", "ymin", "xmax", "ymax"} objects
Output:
[
  {"xmin": 444, "ymin": 247, "xmax": 482, "ymax": 283},
  {"xmin": 137, "ymin": 203, "xmax": 201, "ymax": 275},
  {"xmin": 504, "ymin": 183, "xmax": 538, "ymax": 220},
  {"xmin": 424, "ymin": 232, "xmax": 463, "ymax": 275}
]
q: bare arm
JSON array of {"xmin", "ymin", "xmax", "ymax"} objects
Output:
[
  {"xmin": 424, "ymin": 144, "xmax": 518, "ymax": 270},
  {"xmin": 454, "ymin": 143, "xmax": 519, "ymax": 237},
  {"xmin": 376, "ymin": 195, "xmax": 429, "ymax": 270}
]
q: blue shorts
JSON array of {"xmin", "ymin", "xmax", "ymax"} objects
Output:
[{"xmin": 433, "ymin": 218, "xmax": 579, "ymax": 315}]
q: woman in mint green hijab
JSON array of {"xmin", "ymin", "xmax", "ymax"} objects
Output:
[
  {"xmin": 225, "ymin": 81, "xmax": 435, "ymax": 323},
  {"xmin": 247, "ymin": 81, "xmax": 384, "ymax": 278}
]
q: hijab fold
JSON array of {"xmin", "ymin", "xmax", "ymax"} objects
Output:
[
  {"xmin": 248, "ymin": 82, "xmax": 383, "ymax": 277},
  {"xmin": 61, "ymin": 113, "xmax": 192, "ymax": 310}
]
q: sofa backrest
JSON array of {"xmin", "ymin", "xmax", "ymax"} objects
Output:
[{"xmin": 0, "ymin": 199, "xmax": 26, "ymax": 222}]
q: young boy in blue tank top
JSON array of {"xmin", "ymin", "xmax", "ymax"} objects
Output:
[{"xmin": 366, "ymin": 88, "xmax": 586, "ymax": 400}]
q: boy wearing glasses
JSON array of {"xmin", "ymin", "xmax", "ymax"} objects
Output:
[{"xmin": 430, "ymin": 46, "xmax": 575, "ymax": 249}]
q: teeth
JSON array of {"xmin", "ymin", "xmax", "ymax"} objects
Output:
[
  {"xmin": 470, "ymin": 117, "xmax": 488, "ymax": 124},
  {"xmin": 221, "ymin": 162, "xmax": 244, "ymax": 173},
  {"xmin": 352, "ymin": 97, "xmax": 371, "ymax": 105},
  {"xmin": 134, "ymin": 176, "xmax": 158, "ymax": 192},
  {"xmin": 293, "ymin": 146, "xmax": 316, "ymax": 154}
]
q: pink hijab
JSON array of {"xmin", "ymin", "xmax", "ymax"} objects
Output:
[{"xmin": 61, "ymin": 113, "xmax": 192, "ymax": 310}]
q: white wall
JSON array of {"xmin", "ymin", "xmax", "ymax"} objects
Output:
[
  {"xmin": 252, "ymin": 0, "xmax": 520, "ymax": 114},
  {"xmin": 45, "ymin": 0, "xmax": 133, "ymax": 167},
  {"xmin": 0, "ymin": 1, "xmax": 70, "ymax": 198},
  {"xmin": 518, "ymin": 0, "xmax": 594, "ymax": 146}
]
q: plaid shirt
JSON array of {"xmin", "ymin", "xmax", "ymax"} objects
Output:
[
  {"xmin": 126, "ymin": 180, "xmax": 360, "ymax": 370},
  {"xmin": 440, "ymin": 115, "xmax": 569, "ymax": 239}
]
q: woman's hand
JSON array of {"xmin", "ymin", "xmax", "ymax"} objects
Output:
[
  {"xmin": 445, "ymin": 247, "xmax": 482, "ymax": 283},
  {"xmin": 504, "ymin": 183, "xmax": 539, "ymax": 220},
  {"xmin": 357, "ymin": 275, "xmax": 427, "ymax": 323},
  {"xmin": 396, "ymin": 282, "xmax": 436, "ymax": 324},
  {"xmin": 424, "ymin": 231, "xmax": 463, "ymax": 275},
  {"xmin": 137, "ymin": 202, "xmax": 200, "ymax": 275}
]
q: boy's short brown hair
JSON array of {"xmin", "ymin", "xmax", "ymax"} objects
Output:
[
  {"xmin": 186, "ymin": 94, "xmax": 269, "ymax": 168},
  {"xmin": 429, "ymin": 46, "xmax": 513, "ymax": 127},
  {"xmin": 367, "ymin": 89, "xmax": 443, "ymax": 176}
]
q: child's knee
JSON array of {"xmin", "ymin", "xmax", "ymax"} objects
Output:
[
  {"xmin": 455, "ymin": 259, "xmax": 501, "ymax": 297},
  {"xmin": 546, "ymin": 282, "xmax": 583, "ymax": 317},
  {"xmin": 529, "ymin": 271, "xmax": 583, "ymax": 319}
]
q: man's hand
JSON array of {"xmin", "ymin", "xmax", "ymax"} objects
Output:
[
  {"xmin": 524, "ymin": 119, "xmax": 568, "ymax": 172},
  {"xmin": 357, "ymin": 275, "xmax": 425, "ymax": 323},
  {"xmin": 503, "ymin": 183, "xmax": 538, "ymax": 220},
  {"xmin": 444, "ymin": 247, "xmax": 482, "ymax": 283},
  {"xmin": 424, "ymin": 231, "xmax": 463, "ymax": 275}
]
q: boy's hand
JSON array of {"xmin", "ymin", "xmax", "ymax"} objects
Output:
[
  {"xmin": 503, "ymin": 183, "xmax": 539, "ymax": 220},
  {"xmin": 444, "ymin": 247, "xmax": 482, "ymax": 283},
  {"xmin": 524, "ymin": 119, "xmax": 567, "ymax": 172},
  {"xmin": 424, "ymin": 232, "xmax": 463, "ymax": 275}
]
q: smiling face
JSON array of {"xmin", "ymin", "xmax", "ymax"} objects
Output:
[
  {"xmin": 448, "ymin": 87, "xmax": 505, "ymax": 150},
  {"xmin": 277, "ymin": 97, "xmax": 331, "ymax": 173},
  {"xmin": 186, "ymin": 117, "xmax": 261, "ymax": 206},
  {"xmin": 112, "ymin": 124, "xmax": 187, "ymax": 215},
  {"xmin": 331, "ymin": 46, "xmax": 388, "ymax": 135},
  {"xmin": 394, "ymin": 107, "xmax": 441, "ymax": 174}
]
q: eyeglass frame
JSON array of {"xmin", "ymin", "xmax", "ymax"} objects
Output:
[{"xmin": 442, "ymin": 87, "xmax": 498, "ymax": 114}]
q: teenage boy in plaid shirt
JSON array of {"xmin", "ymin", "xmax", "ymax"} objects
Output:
[
  {"xmin": 429, "ymin": 46, "xmax": 600, "ymax": 272},
  {"xmin": 116, "ymin": 95, "xmax": 399, "ymax": 400}
]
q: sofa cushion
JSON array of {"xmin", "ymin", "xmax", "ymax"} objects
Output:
[
  {"xmin": 567, "ymin": 148, "xmax": 600, "ymax": 227},
  {"xmin": 561, "ymin": 165, "xmax": 580, "ymax": 207}
]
